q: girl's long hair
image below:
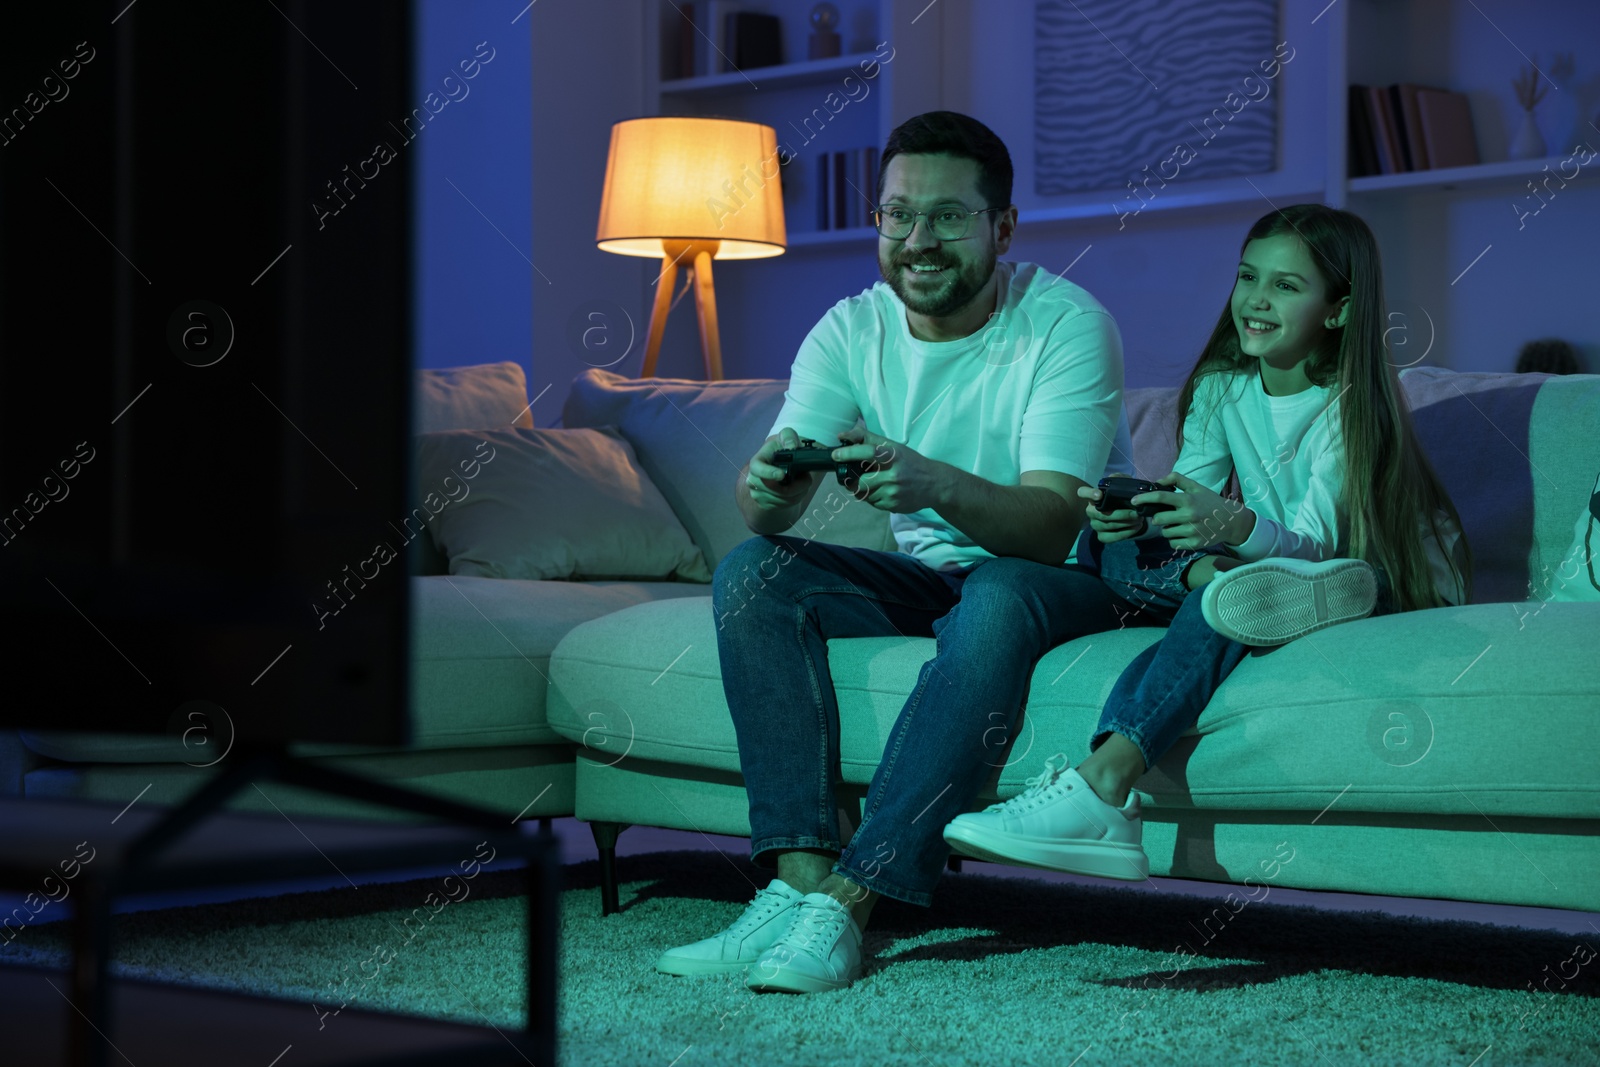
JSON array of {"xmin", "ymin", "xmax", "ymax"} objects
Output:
[{"xmin": 1175, "ymin": 204, "xmax": 1471, "ymax": 610}]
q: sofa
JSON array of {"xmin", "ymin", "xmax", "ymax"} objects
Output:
[
  {"xmin": 7, "ymin": 362, "xmax": 1597, "ymax": 920},
  {"xmin": 543, "ymin": 365, "xmax": 1600, "ymax": 916}
]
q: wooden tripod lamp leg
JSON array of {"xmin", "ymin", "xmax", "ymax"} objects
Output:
[
  {"xmin": 640, "ymin": 252, "xmax": 680, "ymax": 378},
  {"xmin": 690, "ymin": 245, "xmax": 723, "ymax": 381},
  {"xmin": 640, "ymin": 239, "xmax": 722, "ymax": 380}
]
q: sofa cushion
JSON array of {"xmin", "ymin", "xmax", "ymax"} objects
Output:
[
  {"xmin": 414, "ymin": 360, "xmax": 534, "ymax": 434},
  {"xmin": 410, "ymin": 361, "xmax": 537, "ymax": 578},
  {"xmin": 1547, "ymin": 470, "xmax": 1600, "ymax": 601},
  {"xmin": 1123, "ymin": 386, "xmax": 1181, "ymax": 482},
  {"xmin": 1130, "ymin": 370, "xmax": 1600, "ymax": 604},
  {"xmin": 1526, "ymin": 375, "xmax": 1600, "ymax": 600},
  {"xmin": 416, "ymin": 426, "xmax": 711, "ymax": 582},
  {"xmin": 561, "ymin": 369, "xmax": 895, "ymax": 569},
  {"xmin": 408, "ymin": 576, "xmax": 711, "ymax": 749},
  {"xmin": 21, "ymin": 578, "xmax": 713, "ymax": 765},
  {"xmin": 548, "ymin": 595, "xmax": 1600, "ymax": 821}
]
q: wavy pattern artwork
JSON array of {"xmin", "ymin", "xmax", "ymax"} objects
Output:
[{"xmin": 1034, "ymin": 0, "xmax": 1281, "ymax": 196}]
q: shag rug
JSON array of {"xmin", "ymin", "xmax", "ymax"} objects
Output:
[{"xmin": 4, "ymin": 850, "xmax": 1597, "ymax": 1066}]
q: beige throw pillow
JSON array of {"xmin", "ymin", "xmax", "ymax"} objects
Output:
[
  {"xmin": 414, "ymin": 361, "xmax": 535, "ymax": 434},
  {"xmin": 416, "ymin": 426, "xmax": 711, "ymax": 582}
]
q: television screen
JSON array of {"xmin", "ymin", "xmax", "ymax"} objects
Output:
[{"xmin": 0, "ymin": 1, "xmax": 414, "ymax": 746}]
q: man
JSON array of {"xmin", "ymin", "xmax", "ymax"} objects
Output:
[{"xmin": 656, "ymin": 111, "xmax": 1135, "ymax": 992}]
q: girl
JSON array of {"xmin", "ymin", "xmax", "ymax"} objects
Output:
[{"xmin": 943, "ymin": 203, "xmax": 1470, "ymax": 878}]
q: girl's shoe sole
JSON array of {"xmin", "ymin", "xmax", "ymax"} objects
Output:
[{"xmin": 1202, "ymin": 559, "xmax": 1377, "ymax": 646}]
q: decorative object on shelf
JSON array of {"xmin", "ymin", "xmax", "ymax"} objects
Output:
[
  {"xmin": 1509, "ymin": 57, "xmax": 1551, "ymax": 160},
  {"xmin": 727, "ymin": 11, "xmax": 782, "ymax": 71},
  {"xmin": 809, "ymin": 3, "xmax": 842, "ymax": 60},
  {"xmin": 595, "ymin": 117, "xmax": 786, "ymax": 380},
  {"xmin": 1033, "ymin": 0, "xmax": 1281, "ymax": 196},
  {"xmin": 672, "ymin": 1, "xmax": 744, "ymax": 78},
  {"xmin": 1515, "ymin": 338, "xmax": 1582, "ymax": 376},
  {"xmin": 1546, "ymin": 52, "xmax": 1580, "ymax": 154}
]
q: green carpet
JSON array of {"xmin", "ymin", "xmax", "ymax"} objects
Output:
[{"xmin": 4, "ymin": 850, "xmax": 1597, "ymax": 1066}]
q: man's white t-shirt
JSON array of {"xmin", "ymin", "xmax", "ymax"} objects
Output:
[{"xmin": 769, "ymin": 260, "xmax": 1132, "ymax": 572}]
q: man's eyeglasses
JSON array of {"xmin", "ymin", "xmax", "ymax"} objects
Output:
[{"xmin": 872, "ymin": 205, "xmax": 1004, "ymax": 242}]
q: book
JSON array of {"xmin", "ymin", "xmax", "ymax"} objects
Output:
[
  {"xmin": 673, "ymin": 3, "xmax": 696, "ymax": 80},
  {"xmin": 833, "ymin": 149, "xmax": 850, "ymax": 229},
  {"xmin": 858, "ymin": 146, "xmax": 880, "ymax": 228},
  {"xmin": 1347, "ymin": 85, "xmax": 1379, "ymax": 177},
  {"xmin": 1415, "ymin": 89, "xmax": 1479, "ymax": 169},
  {"xmin": 706, "ymin": 1, "xmax": 741, "ymax": 74},
  {"xmin": 726, "ymin": 11, "xmax": 781, "ymax": 71},
  {"xmin": 1387, "ymin": 85, "xmax": 1414, "ymax": 171},
  {"xmin": 816, "ymin": 151, "xmax": 832, "ymax": 230},
  {"xmin": 1366, "ymin": 85, "xmax": 1401, "ymax": 174},
  {"xmin": 1397, "ymin": 83, "xmax": 1432, "ymax": 170}
]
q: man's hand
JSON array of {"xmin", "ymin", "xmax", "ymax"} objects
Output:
[
  {"xmin": 1078, "ymin": 485, "xmax": 1144, "ymax": 543},
  {"xmin": 834, "ymin": 429, "xmax": 950, "ymax": 513},
  {"xmin": 744, "ymin": 427, "xmax": 819, "ymax": 511},
  {"xmin": 1141, "ymin": 472, "xmax": 1255, "ymax": 551}
]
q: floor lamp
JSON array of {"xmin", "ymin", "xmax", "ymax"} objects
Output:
[{"xmin": 595, "ymin": 117, "xmax": 787, "ymax": 380}]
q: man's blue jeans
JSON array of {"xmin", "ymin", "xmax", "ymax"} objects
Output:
[{"xmin": 713, "ymin": 534, "xmax": 1134, "ymax": 906}]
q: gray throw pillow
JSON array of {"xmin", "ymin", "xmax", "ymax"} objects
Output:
[
  {"xmin": 416, "ymin": 426, "xmax": 711, "ymax": 582},
  {"xmin": 414, "ymin": 361, "xmax": 535, "ymax": 434}
]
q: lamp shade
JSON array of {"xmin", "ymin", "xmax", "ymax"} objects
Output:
[{"xmin": 596, "ymin": 117, "xmax": 786, "ymax": 260}]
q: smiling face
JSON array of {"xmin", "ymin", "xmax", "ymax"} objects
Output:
[
  {"xmin": 1231, "ymin": 234, "xmax": 1349, "ymax": 375},
  {"xmin": 876, "ymin": 153, "xmax": 1011, "ymax": 336}
]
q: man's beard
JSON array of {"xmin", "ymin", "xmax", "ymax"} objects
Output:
[{"xmin": 879, "ymin": 245, "xmax": 996, "ymax": 318}]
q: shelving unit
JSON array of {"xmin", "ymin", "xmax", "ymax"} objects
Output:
[
  {"xmin": 624, "ymin": 0, "xmax": 1593, "ymax": 379},
  {"xmin": 1332, "ymin": 0, "xmax": 1594, "ymax": 204},
  {"xmin": 641, "ymin": 0, "xmax": 944, "ymax": 248},
  {"xmin": 1349, "ymin": 154, "xmax": 1582, "ymax": 196},
  {"xmin": 1324, "ymin": 0, "xmax": 1596, "ymax": 374}
]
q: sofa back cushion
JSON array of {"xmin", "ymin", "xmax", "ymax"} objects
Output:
[
  {"xmin": 1400, "ymin": 368, "xmax": 1600, "ymax": 604},
  {"xmin": 1128, "ymin": 370, "xmax": 1600, "ymax": 604},
  {"xmin": 416, "ymin": 426, "xmax": 712, "ymax": 582},
  {"xmin": 562, "ymin": 370, "xmax": 895, "ymax": 569},
  {"xmin": 410, "ymin": 361, "xmax": 536, "ymax": 576},
  {"xmin": 414, "ymin": 360, "xmax": 534, "ymax": 434}
]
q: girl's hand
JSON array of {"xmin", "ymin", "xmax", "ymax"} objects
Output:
[
  {"xmin": 1140, "ymin": 473, "xmax": 1255, "ymax": 550},
  {"xmin": 1077, "ymin": 485, "xmax": 1145, "ymax": 543}
]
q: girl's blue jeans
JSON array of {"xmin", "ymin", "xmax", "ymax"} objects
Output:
[
  {"xmin": 1077, "ymin": 531, "xmax": 1249, "ymax": 770},
  {"xmin": 713, "ymin": 534, "xmax": 1134, "ymax": 906},
  {"xmin": 1079, "ymin": 531, "xmax": 1394, "ymax": 771}
]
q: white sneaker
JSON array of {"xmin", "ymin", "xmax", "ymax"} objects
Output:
[
  {"xmin": 746, "ymin": 893, "xmax": 863, "ymax": 994},
  {"xmin": 654, "ymin": 879, "xmax": 804, "ymax": 976},
  {"xmin": 942, "ymin": 754, "xmax": 1148, "ymax": 880},
  {"xmin": 1201, "ymin": 557, "xmax": 1378, "ymax": 646}
]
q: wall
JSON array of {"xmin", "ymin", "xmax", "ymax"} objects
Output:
[
  {"xmin": 643, "ymin": 0, "xmax": 1600, "ymax": 386},
  {"xmin": 526, "ymin": 1, "xmax": 657, "ymax": 418},
  {"xmin": 411, "ymin": 1, "xmax": 533, "ymax": 379}
]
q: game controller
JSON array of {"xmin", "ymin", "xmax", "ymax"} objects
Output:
[
  {"xmin": 773, "ymin": 439, "xmax": 874, "ymax": 486},
  {"xmin": 1096, "ymin": 475, "xmax": 1174, "ymax": 518}
]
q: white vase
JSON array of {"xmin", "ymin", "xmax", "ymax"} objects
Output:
[{"xmin": 1509, "ymin": 108, "xmax": 1546, "ymax": 160}]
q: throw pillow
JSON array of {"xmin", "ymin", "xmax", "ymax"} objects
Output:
[
  {"xmin": 415, "ymin": 426, "xmax": 712, "ymax": 582},
  {"xmin": 414, "ymin": 361, "xmax": 535, "ymax": 434},
  {"xmin": 561, "ymin": 369, "xmax": 895, "ymax": 568},
  {"xmin": 1548, "ymin": 471, "xmax": 1600, "ymax": 602}
]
